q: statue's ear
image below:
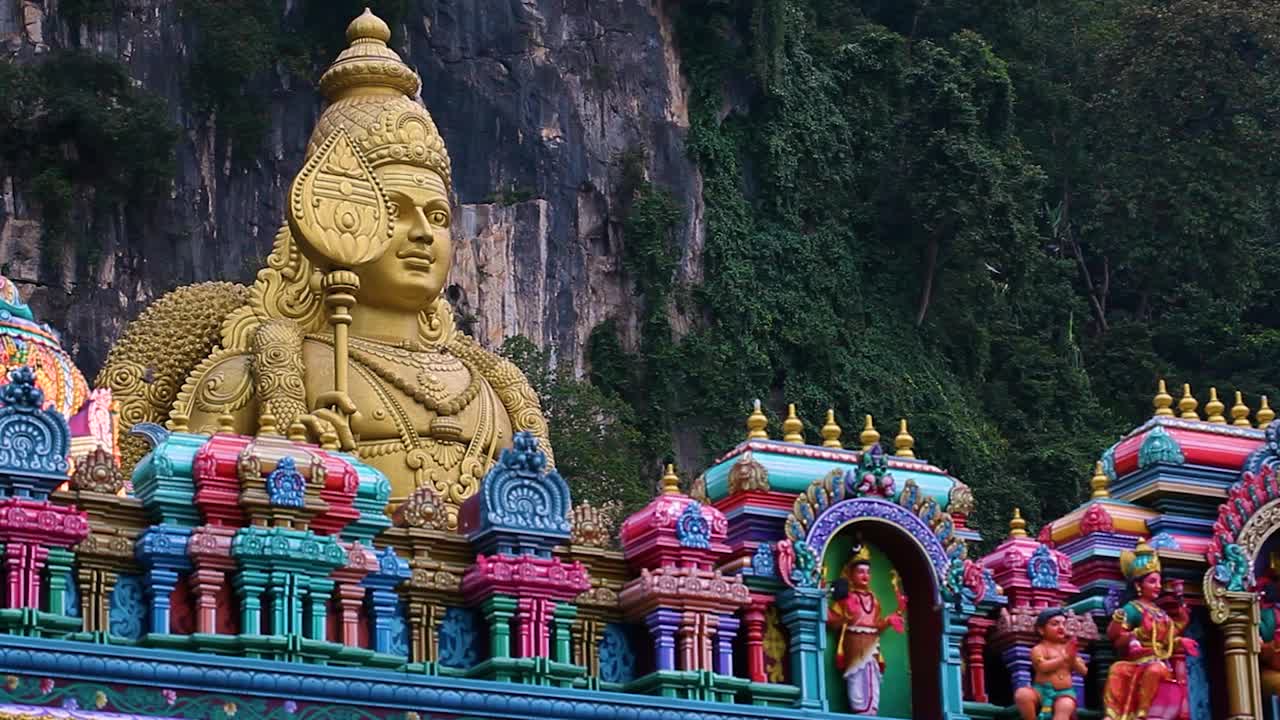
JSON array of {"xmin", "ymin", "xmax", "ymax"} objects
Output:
[{"xmin": 288, "ymin": 127, "xmax": 395, "ymax": 269}]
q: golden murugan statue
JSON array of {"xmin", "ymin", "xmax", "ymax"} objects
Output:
[{"xmin": 97, "ymin": 9, "xmax": 550, "ymax": 527}]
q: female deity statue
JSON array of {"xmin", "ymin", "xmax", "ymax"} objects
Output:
[
  {"xmin": 96, "ymin": 10, "xmax": 549, "ymax": 528},
  {"xmin": 1102, "ymin": 539, "xmax": 1196, "ymax": 720},
  {"xmin": 826, "ymin": 544, "xmax": 905, "ymax": 715}
]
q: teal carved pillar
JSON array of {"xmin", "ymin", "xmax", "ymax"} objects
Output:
[
  {"xmin": 482, "ymin": 595, "xmax": 517, "ymax": 660},
  {"xmin": 940, "ymin": 606, "xmax": 971, "ymax": 720},
  {"xmin": 553, "ymin": 602, "xmax": 577, "ymax": 664},
  {"xmin": 44, "ymin": 548, "xmax": 74, "ymax": 616},
  {"xmin": 267, "ymin": 571, "xmax": 293, "ymax": 636},
  {"xmin": 777, "ymin": 586, "xmax": 827, "ymax": 710},
  {"xmin": 235, "ymin": 569, "xmax": 267, "ymax": 636},
  {"xmin": 306, "ymin": 577, "xmax": 334, "ymax": 641}
]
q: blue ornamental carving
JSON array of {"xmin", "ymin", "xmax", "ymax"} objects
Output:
[
  {"xmin": 389, "ymin": 599, "xmax": 409, "ymax": 659},
  {"xmin": 64, "ymin": 571, "xmax": 80, "ymax": 618},
  {"xmin": 0, "ymin": 365, "xmax": 70, "ymax": 498},
  {"xmin": 438, "ymin": 607, "xmax": 480, "ymax": 669},
  {"xmin": 1026, "ymin": 544, "xmax": 1060, "ymax": 589},
  {"xmin": 109, "ymin": 574, "xmax": 146, "ymax": 640},
  {"xmin": 462, "ymin": 431, "xmax": 571, "ymax": 556},
  {"xmin": 750, "ymin": 542, "xmax": 777, "ymax": 579},
  {"xmin": 266, "ymin": 456, "xmax": 306, "ymax": 508},
  {"xmin": 1139, "ymin": 425, "xmax": 1185, "ymax": 468},
  {"xmin": 1213, "ymin": 542, "xmax": 1251, "ymax": 592},
  {"xmin": 1149, "ymin": 532, "xmax": 1181, "ymax": 551},
  {"xmin": 675, "ymin": 501, "xmax": 711, "ymax": 549},
  {"xmin": 598, "ymin": 623, "xmax": 636, "ymax": 684}
]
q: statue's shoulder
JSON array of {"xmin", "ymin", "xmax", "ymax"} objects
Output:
[
  {"xmin": 445, "ymin": 331, "xmax": 553, "ymax": 464},
  {"xmin": 97, "ymin": 281, "xmax": 251, "ymax": 472}
]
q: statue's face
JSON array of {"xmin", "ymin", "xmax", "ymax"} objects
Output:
[
  {"xmin": 1139, "ymin": 572, "xmax": 1162, "ymax": 600},
  {"xmin": 1040, "ymin": 615, "xmax": 1068, "ymax": 642},
  {"xmin": 354, "ymin": 164, "xmax": 452, "ymax": 312},
  {"xmin": 850, "ymin": 562, "xmax": 871, "ymax": 590}
]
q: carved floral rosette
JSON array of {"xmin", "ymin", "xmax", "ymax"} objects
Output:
[
  {"xmin": 618, "ymin": 566, "xmax": 751, "ymax": 618},
  {"xmin": 459, "ymin": 553, "xmax": 591, "ymax": 603},
  {"xmin": 0, "ymin": 497, "xmax": 89, "ymax": 546}
]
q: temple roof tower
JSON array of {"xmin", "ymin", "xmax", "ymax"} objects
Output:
[{"xmin": 0, "ymin": 275, "xmax": 88, "ymax": 419}]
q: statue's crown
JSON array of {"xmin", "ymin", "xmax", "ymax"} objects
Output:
[
  {"xmin": 307, "ymin": 9, "xmax": 452, "ymax": 188},
  {"xmin": 1119, "ymin": 538, "xmax": 1161, "ymax": 581}
]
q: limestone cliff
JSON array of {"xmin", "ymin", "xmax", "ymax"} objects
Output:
[{"xmin": 0, "ymin": 0, "xmax": 702, "ymax": 377}]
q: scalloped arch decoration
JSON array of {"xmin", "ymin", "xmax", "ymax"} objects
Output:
[{"xmin": 1205, "ymin": 423, "xmax": 1280, "ymax": 623}]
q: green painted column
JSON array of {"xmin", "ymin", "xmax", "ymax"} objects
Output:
[
  {"xmin": 552, "ymin": 602, "xmax": 577, "ymax": 664},
  {"xmin": 481, "ymin": 595, "xmax": 517, "ymax": 659},
  {"xmin": 44, "ymin": 548, "xmax": 74, "ymax": 616},
  {"xmin": 777, "ymin": 586, "xmax": 827, "ymax": 711},
  {"xmin": 306, "ymin": 577, "xmax": 334, "ymax": 641},
  {"xmin": 234, "ymin": 569, "xmax": 268, "ymax": 636},
  {"xmin": 941, "ymin": 606, "xmax": 972, "ymax": 720}
]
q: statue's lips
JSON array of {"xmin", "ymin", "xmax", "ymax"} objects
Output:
[{"xmin": 400, "ymin": 257, "xmax": 434, "ymax": 271}]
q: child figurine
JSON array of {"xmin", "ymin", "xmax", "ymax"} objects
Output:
[{"xmin": 1015, "ymin": 608, "xmax": 1087, "ymax": 720}]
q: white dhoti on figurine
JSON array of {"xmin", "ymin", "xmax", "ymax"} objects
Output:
[{"xmin": 843, "ymin": 637, "xmax": 882, "ymax": 715}]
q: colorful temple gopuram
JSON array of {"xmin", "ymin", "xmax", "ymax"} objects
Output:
[{"xmin": 0, "ymin": 9, "xmax": 1277, "ymax": 720}]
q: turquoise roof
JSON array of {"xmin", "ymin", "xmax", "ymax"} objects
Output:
[{"xmin": 703, "ymin": 440, "xmax": 959, "ymax": 510}]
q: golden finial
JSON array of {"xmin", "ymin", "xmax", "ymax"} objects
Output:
[
  {"xmin": 1232, "ymin": 391, "xmax": 1251, "ymax": 427},
  {"xmin": 319, "ymin": 426, "xmax": 340, "ymax": 451},
  {"xmin": 258, "ymin": 411, "xmax": 279, "ymax": 437},
  {"xmin": 859, "ymin": 415, "xmax": 880, "ymax": 451},
  {"xmin": 1178, "ymin": 383, "xmax": 1199, "ymax": 420},
  {"xmin": 894, "ymin": 418, "xmax": 915, "ymax": 458},
  {"xmin": 782, "ymin": 404, "xmax": 804, "ymax": 444},
  {"xmin": 1206, "ymin": 387, "xmax": 1226, "ymax": 424},
  {"xmin": 1090, "ymin": 461, "xmax": 1110, "ymax": 499},
  {"xmin": 821, "ymin": 409, "xmax": 842, "ymax": 448},
  {"xmin": 1009, "ymin": 507, "xmax": 1028, "ymax": 538},
  {"xmin": 746, "ymin": 399, "xmax": 769, "ymax": 441},
  {"xmin": 346, "ymin": 7, "xmax": 392, "ymax": 44},
  {"xmin": 661, "ymin": 463, "xmax": 680, "ymax": 495},
  {"xmin": 1260, "ymin": 396, "xmax": 1276, "ymax": 429},
  {"xmin": 168, "ymin": 410, "xmax": 190, "ymax": 433},
  {"xmin": 1153, "ymin": 379, "xmax": 1174, "ymax": 416},
  {"xmin": 287, "ymin": 422, "xmax": 308, "ymax": 443},
  {"xmin": 216, "ymin": 407, "xmax": 235, "ymax": 434}
]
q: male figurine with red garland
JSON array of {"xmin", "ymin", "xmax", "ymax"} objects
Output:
[{"xmin": 826, "ymin": 545, "xmax": 905, "ymax": 715}]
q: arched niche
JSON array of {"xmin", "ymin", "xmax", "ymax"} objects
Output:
[{"xmin": 812, "ymin": 505, "xmax": 946, "ymax": 719}]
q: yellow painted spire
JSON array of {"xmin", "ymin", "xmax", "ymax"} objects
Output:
[
  {"xmin": 1009, "ymin": 507, "xmax": 1028, "ymax": 538},
  {"xmin": 746, "ymin": 399, "xmax": 769, "ymax": 440},
  {"xmin": 1178, "ymin": 383, "xmax": 1199, "ymax": 420},
  {"xmin": 821, "ymin": 409, "xmax": 842, "ymax": 448},
  {"xmin": 1153, "ymin": 379, "xmax": 1174, "ymax": 416},
  {"xmin": 894, "ymin": 418, "xmax": 915, "ymax": 458},
  {"xmin": 661, "ymin": 463, "xmax": 680, "ymax": 495},
  {"xmin": 1260, "ymin": 396, "xmax": 1276, "ymax": 429},
  {"xmin": 216, "ymin": 407, "xmax": 235, "ymax": 434},
  {"xmin": 859, "ymin": 415, "xmax": 880, "ymax": 451},
  {"xmin": 1231, "ymin": 391, "xmax": 1251, "ymax": 427},
  {"xmin": 1090, "ymin": 461, "xmax": 1110, "ymax": 499},
  {"xmin": 782, "ymin": 404, "xmax": 804, "ymax": 443},
  {"xmin": 1206, "ymin": 387, "xmax": 1226, "ymax": 424}
]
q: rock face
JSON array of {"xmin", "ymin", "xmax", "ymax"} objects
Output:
[{"xmin": 0, "ymin": 0, "xmax": 701, "ymax": 378}]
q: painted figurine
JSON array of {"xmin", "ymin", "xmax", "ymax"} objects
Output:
[
  {"xmin": 1015, "ymin": 608, "xmax": 1087, "ymax": 720},
  {"xmin": 1102, "ymin": 539, "xmax": 1196, "ymax": 720},
  {"xmin": 1258, "ymin": 569, "xmax": 1280, "ymax": 697},
  {"xmin": 826, "ymin": 545, "xmax": 906, "ymax": 715}
]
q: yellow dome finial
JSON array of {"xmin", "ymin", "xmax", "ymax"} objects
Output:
[
  {"xmin": 1153, "ymin": 379, "xmax": 1174, "ymax": 416},
  {"xmin": 347, "ymin": 7, "xmax": 392, "ymax": 44},
  {"xmin": 1010, "ymin": 507, "xmax": 1028, "ymax": 538},
  {"xmin": 859, "ymin": 415, "xmax": 880, "ymax": 451},
  {"xmin": 1206, "ymin": 387, "xmax": 1226, "ymax": 424},
  {"xmin": 1090, "ymin": 461, "xmax": 1110, "ymax": 499},
  {"xmin": 1178, "ymin": 383, "xmax": 1199, "ymax": 420},
  {"xmin": 783, "ymin": 404, "xmax": 804, "ymax": 444},
  {"xmin": 821, "ymin": 409, "xmax": 842, "ymax": 448},
  {"xmin": 1232, "ymin": 391, "xmax": 1251, "ymax": 427},
  {"xmin": 661, "ymin": 463, "xmax": 680, "ymax": 495},
  {"xmin": 894, "ymin": 418, "xmax": 915, "ymax": 458},
  {"xmin": 1260, "ymin": 396, "xmax": 1276, "ymax": 429},
  {"xmin": 746, "ymin": 399, "xmax": 769, "ymax": 440}
]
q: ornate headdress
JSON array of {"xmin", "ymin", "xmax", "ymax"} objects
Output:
[
  {"xmin": 307, "ymin": 9, "xmax": 452, "ymax": 190},
  {"xmin": 847, "ymin": 544, "xmax": 873, "ymax": 567},
  {"xmin": 1119, "ymin": 538, "xmax": 1161, "ymax": 581}
]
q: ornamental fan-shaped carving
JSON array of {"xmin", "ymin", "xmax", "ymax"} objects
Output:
[
  {"xmin": 0, "ymin": 366, "xmax": 70, "ymax": 484},
  {"xmin": 479, "ymin": 431, "xmax": 570, "ymax": 535}
]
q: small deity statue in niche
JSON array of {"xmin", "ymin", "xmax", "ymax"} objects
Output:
[
  {"xmin": 826, "ymin": 544, "xmax": 906, "ymax": 715},
  {"xmin": 1257, "ymin": 558, "xmax": 1280, "ymax": 697},
  {"xmin": 1015, "ymin": 608, "xmax": 1087, "ymax": 720},
  {"xmin": 1102, "ymin": 539, "xmax": 1197, "ymax": 720}
]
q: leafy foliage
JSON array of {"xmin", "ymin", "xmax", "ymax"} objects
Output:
[{"xmin": 0, "ymin": 52, "xmax": 177, "ymax": 271}]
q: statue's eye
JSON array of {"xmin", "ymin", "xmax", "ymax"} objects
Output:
[
  {"xmin": 388, "ymin": 201, "xmax": 401, "ymax": 218},
  {"xmin": 428, "ymin": 210, "xmax": 450, "ymax": 227}
]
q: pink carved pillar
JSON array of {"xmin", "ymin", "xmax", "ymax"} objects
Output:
[
  {"xmin": 964, "ymin": 617, "xmax": 995, "ymax": 703},
  {"xmin": 189, "ymin": 568, "xmax": 224, "ymax": 634},
  {"xmin": 4, "ymin": 542, "xmax": 48, "ymax": 608},
  {"xmin": 187, "ymin": 527, "xmax": 235, "ymax": 635},
  {"xmin": 744, "ymin": 600, "xmax": 768, "ymax": 682},
  {"xmin": 336, "ymin": 582, "xmax": 366, "ymax": 646},
  {"xmin": 516, "ymin": 597, "xmax": 555, "ymax": 658}
]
